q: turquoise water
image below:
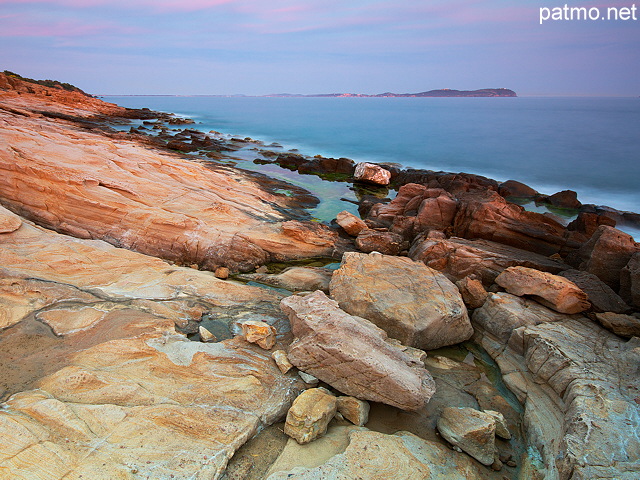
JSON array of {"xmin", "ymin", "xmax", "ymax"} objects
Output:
[{"xmin": 106, "ymin": 96, "xmax": 640, "ymax": 216}]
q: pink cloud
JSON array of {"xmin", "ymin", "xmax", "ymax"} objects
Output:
[
  {"xmin": 0, "ymin": 0, "xmax": 234, "ymax": 13},
  {"xmin": 0, "ymin": 16, "xmax": 143, "ymax": 37}
]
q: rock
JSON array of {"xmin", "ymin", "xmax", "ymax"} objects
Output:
[
  {"xmin": 560, "ymin": 269, "xmax": 630, "ymax": 313},
  {"xmin": 0, "ymin": 100, "xmax": 344, "ymax": 272},
  {"xmin": 0, "ymin": 204, "xmax": 21, "ymax": 233},
  {"xmin": 36, "ymin": 307, "xmax": 108, "ymax": 336},
  {"xmin": 240, "ymin": 320, "xmax": 277, "ymax": 350},
  {"xmin": 353, "ymin": 162, "xmax": 391, "ymax": 185},
  {"xmin": 238, "ymin": 266, "xmax": 333, "ymax": 293},
  {"xmin": 567, "ymin": 211, "xmax": 616, "ymax": 238},
  {"xmin": 280, "ymin": 290, "xmax": 436, "ymax": 411},
  {"xmin": 272, "ymin": 349, "xmax": 294, "ymax": 374},
  {"xmin": 498, "ymin": 179, "xmax": 538, "ymax": 198},
  {"xmin": 436, "ymin": 407, "xmax": 497, "ymax": 466},
  {"xmin": 214, "ymin": 266, "xmax": 229, "ymax": 279},
  {"xmin": 336, "ymin": 397, "xmax": 370, "ymax": 427},
  {"xmin": 298, "ymin": 371, "xmax": 319, "ymax": 385},
  {"xmin": 472, "ymin": 292, "xmax": 573, "ymax": 345},
  {"xmin": 456, "ymin": 277, "xmax": 488, "ymax": 309},
  {"xmin": 452, "ymin": 190, "xmax": 572, "ymax": 256},
  {"xmin": 266, "ymin": 429, "xmax": 487, "ymax": 480},
  {"xmin": 483, "ymin": 410, "xmax": 511, "ymax": 439},
  {"xmin": 594, "ymin": 312, "xmax": 640, "ymax": 338},
  {"xmin": 354, "ymin": 229, "xmax": 404, "ymax": 255},
  {"xmin": 335, "ymin": 210, "xmax": 367, "ymax": 236},
  {"xmin": 410, "ymin": 236, "xmax": 569, "ymax": 286},
  {"xmin": 495, "ymin": 266, "xmax": 590, "ymax": 314},
  {"xmin": 567, "ymin": 225, "xmax": 640, "ymax": 290},
  {"xmin": 330, "ymin": 252, "xmax": 472, "ymax": 350},
  {"xmin": 620, "ymin": 253, "xmax": 640, "ymax": 309},
  {"xmin": 545, "ymin": 190, "xmax": 581, "ymax": 209},
  {"xmin": 199, "ymin": 325, "xmax": 217, "ymax": 342},
  {"xmin": 284, "ymin": 388, "xmax": 337, "ymax": 444}
]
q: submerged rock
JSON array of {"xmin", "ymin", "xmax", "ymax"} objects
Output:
[
  {"xmin": 330, "ymin": 252, "xmax": 472, "ymax": 350},
  {"xmin": 280, "ymin": 290, "xmax": 436, "ymax": 411}
]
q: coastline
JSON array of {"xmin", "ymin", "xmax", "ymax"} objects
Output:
[{"xmin": 1, "ymin": 74, "xmax": 639, "ymax": 480}]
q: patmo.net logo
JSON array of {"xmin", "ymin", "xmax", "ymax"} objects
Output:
[{"xmin": 540, "ymin": 3, "xmax": 638, "ymax": 23}]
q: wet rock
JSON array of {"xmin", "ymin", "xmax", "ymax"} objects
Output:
[
  {"xmin": 0, "ymin": 204, "xmax": 21, "ymax": 233},
  {"xmin": 620, "ymin": 253, "xmax": 640, "ymax": 309},
  {"xmin": 452, "ymin": 190, "xmax": 572, "ymax": 256},
  {"xmin": 498, "ymin": 179, "xmax": 538, "ymax": 198},
  {"xmin": 545, "ymin": 190, "xmax": 581, "ymax": 209},
  {"xmin": 567, "ymin": 225, "xmax": 639, "ymax": 290},
  {"xmin": 266, "ymin": 429, "xmax": 487, "ymax": 480},
  {"xmin": 567, "ymin": 211, "xmax": 616, "ymax": 238},
  {"xmin": 594, "ymin": 312, "xmax": 640, "ymax": 338},
  {"xmin": 336, "ymin": 396, "xmax": 369, "ymax": 427},
  {"xmin": 240, "ymin": 320, "xmax": 277, "ymax": 350},
  {"xmin": 495, "ymin": 266, "xmax": 590, "ymax": 314},
  {"xmin": 456, "ymin": 276, "xmax": 489, "ymax": 309},
  {"xmin": 238, "ymin": 266, "xmax": 333, "ymax": 293},
  {"xmin": 353, "ymin": 162, "xmax": 391, "ymax": 186},
  {"xmin": 284, "ymin": 388, "xmax": 337, "ymax": 445},
  {"xmin": 330, "ymin": 252, "xmax": 472, "ymax": 350},
  {"xmin": 559, "ymin": 269, "xmax": 630, "ymax": 313},
  {"xmin": 410, "ymin": 236, "xmax": 569, "ymax": 286},
  {"xmin": 280, "ymin": 290, "xmax": 436, "ymax": 411},
  {"xmin": 166, "ymin": 138, "xmax": 199, "ymax": 152},
  {"xmin": 354, "ymin": 229, "xmax": 405, "ymax": 255},
  {"xmin": 437, "ymin": 407, "xmax": 497, "ymax": 466},
  {"xmin": 271, "ymin": 349, "xmax": 294, "ymax": 374},
  {"xmin": 335, "ymin": 210, "xmax": 367, "ymax": 236}
]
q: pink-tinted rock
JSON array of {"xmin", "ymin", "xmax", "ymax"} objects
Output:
[
  {"xmin": 0, "ymin": 205, "xmax": 21, "ymax": 233},
  {"xmin": 456, "ymin": 277, "xmax": 488, "ymax": 310},
  {"xmin": 495, "ymin": 266, "xmax": 590, "ymax": 314},
  {"xmin": 353, "ymin": 162, "xmax": 391, "ymax": 186},
  {"xmin": 280, "ymin": 290, "xmax": 436, "ymax": 411},
  {"xmin": 335, "ymin": 210, "xmax": 367, "ymax": 236},
  {"xmin": 498, "ymin": 180, "xmax": 538, "ymax": 198},
  {"xmin": 355, "ymin": 229, "xmax": 405, "ymax": 255}
]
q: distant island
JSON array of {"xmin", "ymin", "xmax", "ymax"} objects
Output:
[{"xmin": 264, "ymin": 88, "xmax": 517, "ymax": 98}]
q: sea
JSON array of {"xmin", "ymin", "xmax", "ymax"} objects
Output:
[{"xmin": 104, "ymin": 95, "xmax": 640, "ymax": 237}]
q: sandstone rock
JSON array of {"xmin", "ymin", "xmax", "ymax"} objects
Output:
[
  {"xmin": 0, "ymin": 101, "xmax": 343, "ymax": 272},
  {"xmin": 330, "ymin": 252, "xmax": 472, "ymax": 350},
  {"xmin": 240, "ymin": 320, "xmax": 277, "ymax": 350},
  {"xmin": 266, "ymin": 430, "xmax": 487, "ymax": 480},
  {"xmin": 545, "ymin": 190, "xmax": 581, "ymax": 209},
  {"xmin": 452, "ymin": 190, "xmax": 571, "ymax": 256},
  {"xmin": 272, "ymin": 349, "xmax": 294, "ymax": 374},
  {"xmin": 336, "ymin": 396, "xmax": 370, "ymax": 427},
  {"xmin": 214, "ymin": 266, "xmax": 229, "ymax": 279},
  {"xmin": 36, "ymin": 306, "xmax": 108, "ymax": 336},
  {"xmin": 472, "ymin": 292, "xmax": 572, "ymax": 345},
  {"xmin": 483, "ymin": 410, "xmax": 511, "ymax": 439},
  {"xmin": 568, "ymin": 225, "xmax": 640, "ymax": 290},
  {"xmin": 298, "ymin": 371, "xmax": 319, "ymax": 385},
  {"xmin": 0, "ymin": 204, "xmax": 21, "ymax": 233},
  {"xmin": 354, "ymin": 229, "xmax": 404, "ymax": 255},
  {"xmin": 456, "ymin": 276, "xmax": 488, "ymax": 309},
  {"xmin": 560, "ymin": 269, "xmax": 630, "ymax": 313},
  {"xmin": 498, "ymin": 179, "xmax": 538, "ymax": 198},
  {"xmin": 353, "ymin": 162, "xmax": 391, "ymax": 185},
  {"xmin": 335, "ymin": 210, "xmax": 367, "ymax": 236},
  {"xmin": 410, "ymin": 236, "xmax": 569, "ymax": 285},
  {"xmin": 238, "ymin": 266, "xmax": 333, "ymax": 293},
  {"xmin": 280, "ymin": 290, "xmax": 436, "ymax": 411},
  {"xmin": 437, "ymin": 407, "xmax": 497, "ymax": 466},
  {"xmin": 495, "ymin": 266, "xmax": 590, "ymax": 314},
  {"xmin": 620, "ymin": 252, "xmax": 640, "ymax": 309},
  {"xmin": 284, "ymin": 388, "xmax": 337, "ymax": 444},
  {"xmin": 567, "ymin": 211, "xmax": 616, "ymax": 238},
  {"xmin": 199, "ymin": 325, "xmax": 217, "ymax": 342},
  {"xmin": 594, "ymin": 312, "xmax": 640, "ymax": 338}
]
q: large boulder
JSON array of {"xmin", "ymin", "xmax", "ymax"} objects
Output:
[
  {"xmin": 495, "ymin": 266, "xmax": 590, "ymax": 314},
  {"xmin": 353, "ymin": 162, "xmax": 391, "ymax": 185},
  {"xmin": 354, "ymin": 229, "xmax": 405, "ymax": 255},
  {"xmin": 280, "ymin": 290, "xmax": 436, "ymax": 411},
  {"xmin": 410, "ymin": 236, "xmax": 568, "ymax": 285},
  {"xmin": 330, "ymin": 252, "xmax": 472, "ymax": 350},
  {"xmin": 560, "ymin": 269, "xmax": 630, "ymax": 313},
  {"xmin": 620, "ymin": 252, "xmax": 640, "ymax": 309},
  {"xmin": 335, "ymin": 210, "xmax": 367, "ymax": 236},
  {"xmin": 436, "ymin": 407, "xmax": 497, "ymax": 466},
  {"xmin": 567, "ymin": 226, "xmax": 639, "ymax": 290}
]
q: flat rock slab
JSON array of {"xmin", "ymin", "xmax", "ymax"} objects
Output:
[
  {"xmin": 280, "ymin": 290, "xmax": 435, "ymax": 411},
  {"xmin": 330, "ymin": 252, "xmax": 472, "ymax": 350}
]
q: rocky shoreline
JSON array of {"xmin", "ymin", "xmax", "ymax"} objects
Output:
[{"xmin": 0, "ymin": 72, "xmax": 638, "ymax": 480}]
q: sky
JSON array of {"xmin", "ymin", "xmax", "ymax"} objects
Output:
[{"xmin": 0, "ymin": 0, "xmax": 638, "ymax": 96}]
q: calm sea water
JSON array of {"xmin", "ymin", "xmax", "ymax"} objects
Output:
[{"xmin": 106, "ymin": 96, "xmax": 640, "ymax": 217}]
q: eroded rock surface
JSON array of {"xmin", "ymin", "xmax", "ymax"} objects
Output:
[
  {"xmin": 280, "ymin": 290, "xmax": 436, "ymax": 411},
  {"xmin": 330, "ymin": 252, "xmax": 472, "ymax": 350}
]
